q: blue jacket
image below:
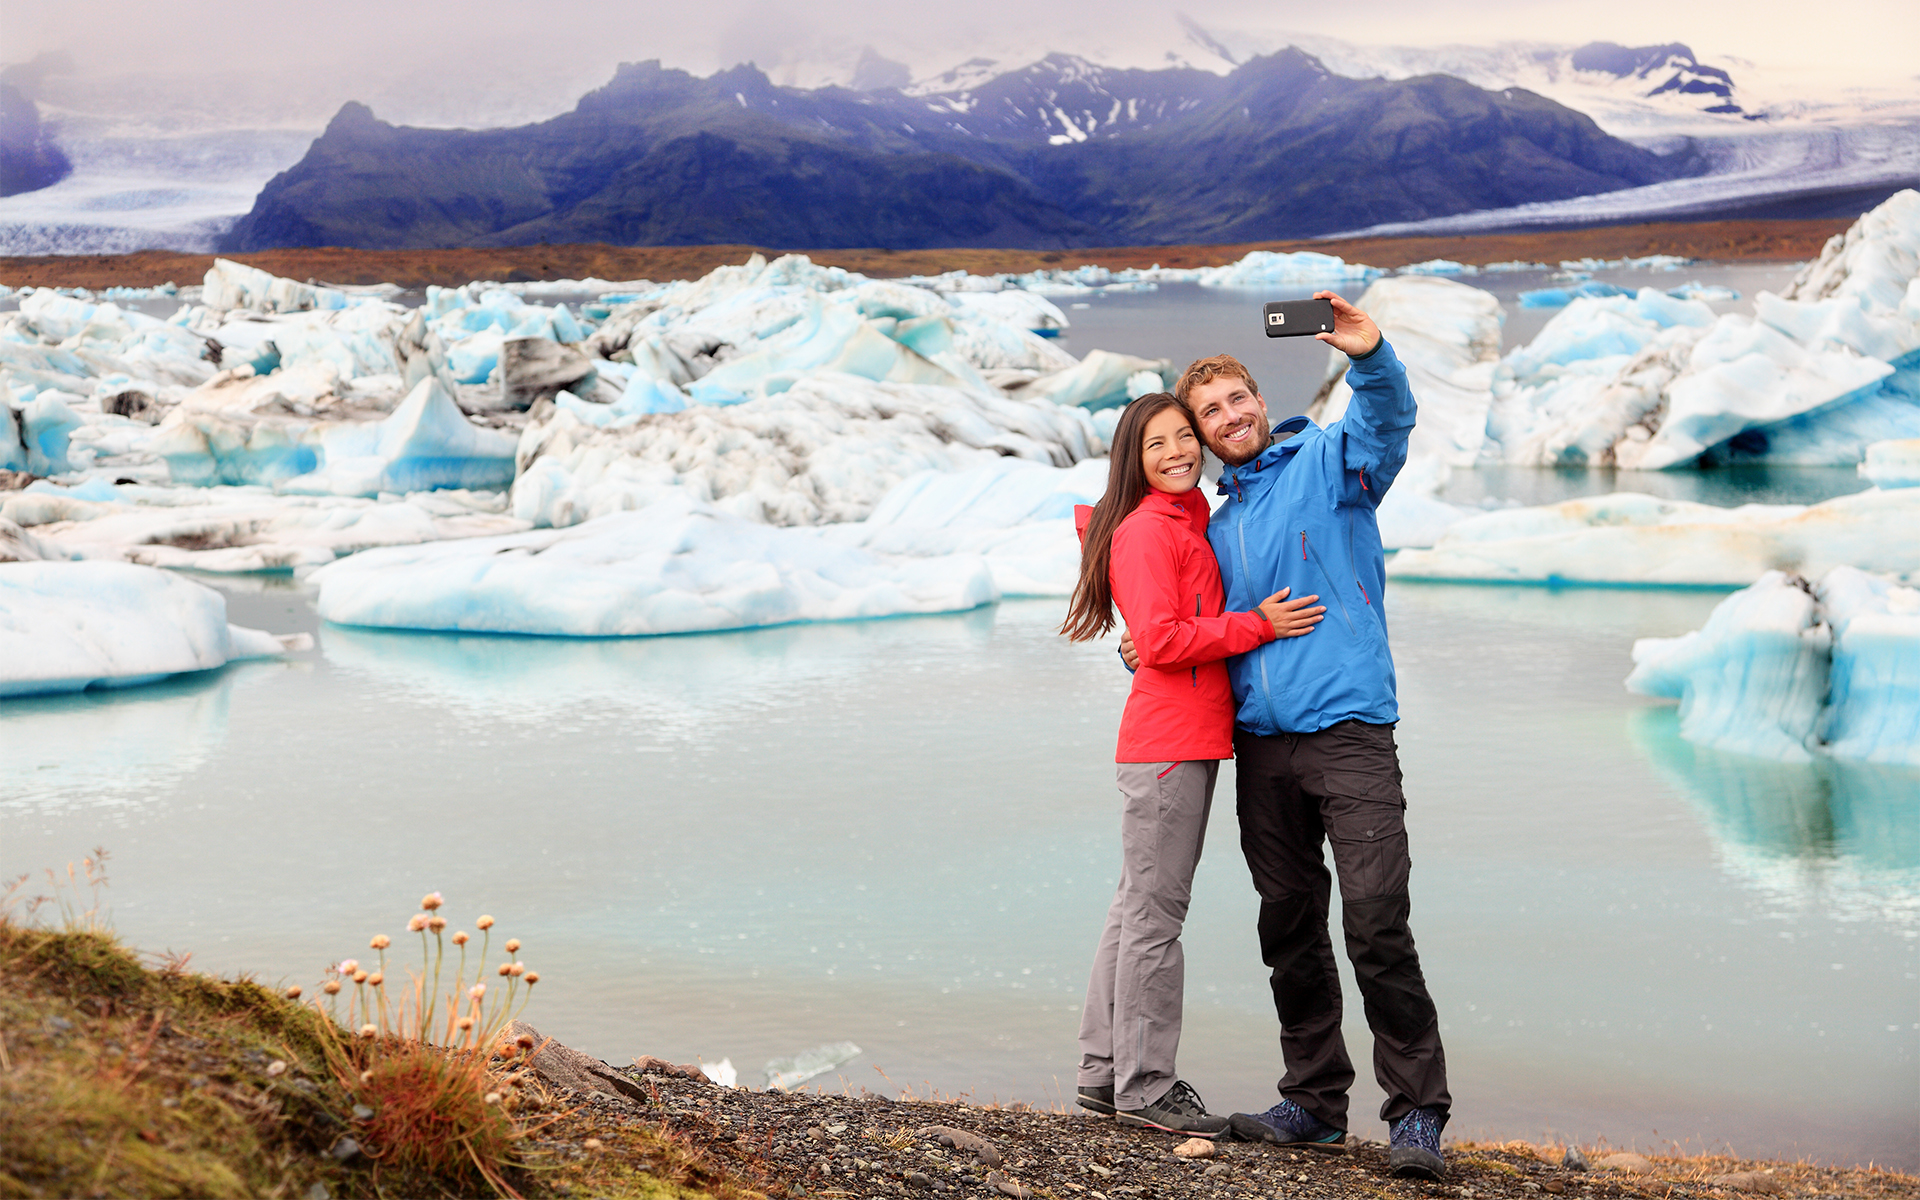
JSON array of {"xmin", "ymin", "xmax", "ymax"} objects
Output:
[{"xmin": 1209, "ymin": 339, "xmax": 1415, "ymax": 736}]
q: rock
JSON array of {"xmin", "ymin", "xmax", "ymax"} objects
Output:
[
  {"xmin": 305, "ymin": 1184, "xmax": 330, "ymax": 1200},
  {"xmin": 1597, "ymin": 1153, "xmax": 1656, "ymax": 1175},
  {"xmin": 326, "ymin": 1136, "xmax": 362, "ymax": 1163},
  {"xmin": 904, "ymin": 1169, "xmax": 935, "ymax": 1189},
  {"xmin": 499, "ymin": 1020, "xmax": 650, "ymax": 1103},
  {"xmin": 1172, "ymin": 1138, "xmax": 1216, "ymax": 1159},
  {"xmin": 1708, "ymin": 1172, "xmax": 1784, "ymax": 1193},
  {"xmin": 1563, "ymin": 1146, "xmax": 1590, "ymax": 1172},
  {"xmin": 351, "ymin": 1105, "xmax": 374, "ymax": 1121},
  {"xmin": 103, "ymin": 390, "xmax": 158, "ymax": 422},
  {"xmin": 1545, "ymin": 1180, "xmax": 1566, "ymax": 1193},
  {"xmin": 500, "ymin": 337, "xmax": 596, "ymax": 411},
  {"xmin": 631, "ymin": 1053, "xmax": 711, "ymax": 1083},
  {"xmin": 986, "ymin": 1169, "xmax": 1033, "ymax": 1199},
  {"xmin": 1204, "ymin": 1162, "xmax": 1231, "ymax": 1177},
  {"xmin": 918, "ymin": 1125, "xmax": 1004, "ymax": 1168}
]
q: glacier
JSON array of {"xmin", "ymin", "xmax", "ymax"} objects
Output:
[
  {"xmin": 0, "ymin": 561, "xmax": 305, "ymax": 698},
  {"xmin": 1626, "ymin": 567, "xmax": 1919, "ymax": 766}
]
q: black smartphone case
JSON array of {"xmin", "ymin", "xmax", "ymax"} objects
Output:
[{"xmin": 1262, "ymin": 299, "xmax": 1336, "ymax": 338}]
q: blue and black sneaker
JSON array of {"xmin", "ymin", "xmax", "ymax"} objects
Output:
[
  {"xmin": 1227, "ymin": 1099, "xmax": 1346, "ymax": 1150},
  {"xmin": 1388, "ymin": 1107, "xmax": 1446, "ymax": 1180}
]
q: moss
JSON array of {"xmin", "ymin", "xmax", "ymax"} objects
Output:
[{"xmin": 0, "ymin": 915, "xmax": 764, "ymax": 1200}]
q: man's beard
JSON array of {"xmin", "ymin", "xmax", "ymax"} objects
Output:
[{"xmin": 1206, "ymin": 426, "xmax": 1269, "ymax": 467}]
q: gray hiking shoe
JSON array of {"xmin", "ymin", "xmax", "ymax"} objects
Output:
[
  {"xmin": 1116, "ymin": 1080, "xmax": 1230, "ymax": 1138},
  {"xmin": 1076, "ymin": 1084, "xmax": 1116, "ymax": 1116}
]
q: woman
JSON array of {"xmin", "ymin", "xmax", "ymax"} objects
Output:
[{"xmin": 1060, "ymin": 392, "xmax": 1322, "ymax": 1137}]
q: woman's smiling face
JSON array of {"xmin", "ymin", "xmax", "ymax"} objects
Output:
[{"xmin": 1141, "ymin": 405, "xmax": 1202, "ymax": 494}]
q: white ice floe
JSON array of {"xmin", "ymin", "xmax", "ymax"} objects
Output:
[
  {"xmin": 823, "ymin": 456, "xmax": 1109, "ymax": 596},
  {"xmin": 1860, "ymin": 437, "xmax": 1920, "ymax": 488},
  {"xmin": 2, "ymin": 483, "xmax": 528, "ymax": 573},
  {"xmin": 1627, "ymin": 567, "xmax": 1919, "ymax": 766},
  {"xmin": 510, "ymin": 374, "xmax": 1101, "ymax": 530},
  {"xmin": 0, "ymin": 561, "xmax": 307, "ymax": 698},
  {"xmin": 764, "ymin": 1041, "xmax": 862, "ymax": 1091},
  {"xmin": 1483, "ymin": 189, "xmax": 1920, "ymax": 470},
  {"xmin": 1187, "ymin": 251, "xmax": 1382, "ymax": 289},
  {"xmin": 1388, "ymin": 487, "xmax": 1920, "ymax": 587},
  {"xmin": 309, "ymin": 494, "xmax": 997, "ymax": 636}
]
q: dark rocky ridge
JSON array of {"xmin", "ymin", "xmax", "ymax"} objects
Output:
[
  {"xmin": 0, "ymin": 83, "xmax": 73, "ymax": 197},
  {"xmin": 221, "ymin": 50, "xmax": 1698, "ymax": 253}
]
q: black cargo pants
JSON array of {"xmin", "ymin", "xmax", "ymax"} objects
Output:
[{"xmin": 1234, "ymin": 719, "xmax": 1450, "ymax": 1130}]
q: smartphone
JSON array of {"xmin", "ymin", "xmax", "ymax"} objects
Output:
[{"xmin": 1262, "ymin": 298, "xmax": 1336, "ymax": 338}]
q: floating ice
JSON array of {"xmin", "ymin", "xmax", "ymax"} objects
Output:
[
  {"xmin": 2, "ymin": 484, "xmax": 527, "ymax": 573},
  {"xmin": 1017, "ymin": 348, "xmax": 1172, "ymax": 410},
  {"xmin": 0, "ymin": 561, "xmax": 305, "ymax": 698},
  {"xmin": 764, "ymin": 1041, "xmax": 862, "ymax": 1091},
  {"xmin": 1861, "ymin": 437, "xmax": 1920, "ymax": 487},
  {"xmin": 1190, "ymin": 251, "xmax": 1382, "ymax": 288},
  {"xmin": 510, "ymin": 374, "xmax": 1101, "ymax": 530},
  {"xmin": 822, "ymin": 456, "xmax": 1108, "ymax": 596},
  {"xmin": 1518, "ymin": 281, "xmax": 1632, "ymax": 308},
  {"xmin": 701, "ymin": 1059, "xmax": 738, "ymax": 1088},
  {"xmin": 1627, "ymin": 567, "xmax": 1919, "ymax": 766},
  {"xmin": 1626, "ymin": 571, "xmax": 1831, "ymax": 761},
  {"xmin": 1388, "ymin": 487, "xmax": 1920, "ymax": 587},
  {"xmin": 203, "ymin": 258, "xmax": 350, "ymax": 314},
  {"xmin": 309, "ymin": 495, "xmax": 997, "ymax": 637},
  {"xmin": 1484, "ymin": 190, "xmax": 1920, "ymax": 469}
]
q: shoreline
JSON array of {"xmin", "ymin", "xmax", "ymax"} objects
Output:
[{"xmin": 0, "ymin": 219, "xmax": 1850, "ymax": 290}]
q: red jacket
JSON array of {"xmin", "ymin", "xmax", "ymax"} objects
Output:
[{"xmin": 1077, "ymin": 490, "xmax": 1275, "ymax": 763}]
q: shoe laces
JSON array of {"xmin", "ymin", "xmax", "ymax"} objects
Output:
[
  {"xmin": 1157, "ymin": 1080, "xmax": 1209, "ymax": 1118},
  {"xmin": 1392, "ymin": 1108, "xmax": 1442, "ymax": 1151}
]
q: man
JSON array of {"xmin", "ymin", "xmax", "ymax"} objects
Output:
[{"xmin": 1122, "ymin": 291, "xmax": 1451, "ymax": 1179}]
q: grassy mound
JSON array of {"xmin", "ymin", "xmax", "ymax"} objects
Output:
[{"xmin": 0, "ymin": 916, "xmax": 763, "ymax": 1200}]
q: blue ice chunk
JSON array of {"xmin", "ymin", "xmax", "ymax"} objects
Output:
[
  {"xmin": 279, "ymin": 379, "xmax": 519, "ymax": 496},
  {"xmin": 616, "ymin": 375, "xmax": 690, "ymax": 416},
  {"xmin": 1518, "ymin": 281, "xmax": 1631, "ymax": 308},
  {"xmin": 13, "ymin": 394, "xmax": 83, "ymax": 475}
]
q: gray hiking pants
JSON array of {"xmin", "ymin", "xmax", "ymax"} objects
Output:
[{"xmin": 1076, "ymin": 758, "xmax": 1219, "ymax": 1111}]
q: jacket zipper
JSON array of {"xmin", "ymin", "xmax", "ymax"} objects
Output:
[
  {"xmin": 1346, "ymin": 505, "xmax": 1373, "ymax": 608},
  {"xmin": 1234, "ymin": 502, "xmax": 1281, "ymax": 732},
  {"xmin": 1301, "ymin": 531, "xmax": 1356, "ymax": 633}
]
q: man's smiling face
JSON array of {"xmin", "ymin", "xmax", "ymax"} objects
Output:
[{"xmin": 1185, "ymin": 373, "xmax": 1271, "ymax": 466}]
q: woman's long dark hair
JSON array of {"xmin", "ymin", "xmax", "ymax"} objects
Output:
[{"xmin": 1060, "ymin": 392, "xmax": 1190, "ymax": 643}]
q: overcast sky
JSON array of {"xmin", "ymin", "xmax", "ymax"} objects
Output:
[{"xmin": 8, "ymin": 0, "xmax": 1915, "ymax": 125}]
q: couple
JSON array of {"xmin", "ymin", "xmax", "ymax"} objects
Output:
[{"xmin": 1061, "ymin": 293, "xmax": 1450, "ymax": 1180}]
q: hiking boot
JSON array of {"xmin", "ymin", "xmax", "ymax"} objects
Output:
[
  {"xmin": 1228, "ymin": 1099, "xmax": 1346, "ymax": 1149},
  {"xmin": 1116, "ymin": 1080, "xmax": 1230, "ymax": 1138},
  {"xmin": 1389, "ymin": 1107, "xmax": 1446, "ymax": 1180},
  {"xmin": 1076, "ymin": 1084, "xmax": 1116, "ymax": 1116}
]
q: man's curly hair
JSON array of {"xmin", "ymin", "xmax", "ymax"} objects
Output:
[{"xmin": 1174, "ymin": 354, "xmax": 1260, "ymax": 406}]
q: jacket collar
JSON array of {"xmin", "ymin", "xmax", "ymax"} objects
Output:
[
  {"xmin": 1217, "ymin": 416, "xmax": 1316, "ymax": 499},
  {"xmin": 1137, "ymin": 486, "xmax": 1209, "ymax": 533}
]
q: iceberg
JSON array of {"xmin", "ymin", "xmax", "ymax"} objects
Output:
[
  {"xmin": 203, "ymin": 258, "xmax": 349, "ymax": 314},
  {"xmin": 509, "ymin": 374, "xmax": 1101, "ymax": 530},
  {"xmin": 764, "ymin": 1041, "xmax": 862, "ymax": 1091},
  {"xmin": 309, "ymin": 495, "xmax": 997, "ymax": 637},
  {"xmin": 1627, "ymin": 567, "xmax": 1920, "ymax": 766},
  {"xmin": 2, "ymin": 484, "xmax": 528, "ymax": 573},
  {"xmin": 1387, "ymin": 487, "xmax": 1920, "ymax": 587},
  {"xmin": 822, "ymin": 456, "xmax": 1109, "ymax": 596},
  {"xmin": 1017, "ymin": 348, "xmax": 1172, "ymax": 410},
  {"xmin": 1861, "ymin": 437, "xmax": 1920, "ymax": 487},
  {"xmin": 1483, "ymin": 189, "xmax": 1920, "ymax": 470},
  {"xmin": 0, "ymin": 561, "xmax": 305, "ymax": 698},
  {"xmin": 1190, "ymin": 251, "xmax": 1382, "ymax": 288},
  {"xmin": 149, "ymin": 371, "xmax": 516, "ymax": 496}
]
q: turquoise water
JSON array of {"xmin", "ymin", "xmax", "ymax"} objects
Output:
[{"xmin": 4, "ymin": 580, "xmax": 1914, "ymax": 1168}]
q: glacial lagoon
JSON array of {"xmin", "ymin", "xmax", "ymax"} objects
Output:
[{"xmin": 3, "ymin": 264, "xmax": 1916, "ymax": 1168}]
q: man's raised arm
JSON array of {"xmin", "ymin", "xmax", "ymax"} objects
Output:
[{"xmin": 1313, "ymin": 290, "xmax": 1415, "ymax": 495}]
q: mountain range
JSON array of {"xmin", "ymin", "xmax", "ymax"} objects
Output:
[{"xmin": 222, "ymin": 48, "xmax": 1692, "ymax": 252}]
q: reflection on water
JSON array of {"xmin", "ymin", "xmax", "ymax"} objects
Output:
[
  {"xmin": 0, "ymin": 664, "xmax": 272, "ymax": 813},
  {"xmin": 1631, "ymin": 707, "xmax": 1920, "ymax": 919}
]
